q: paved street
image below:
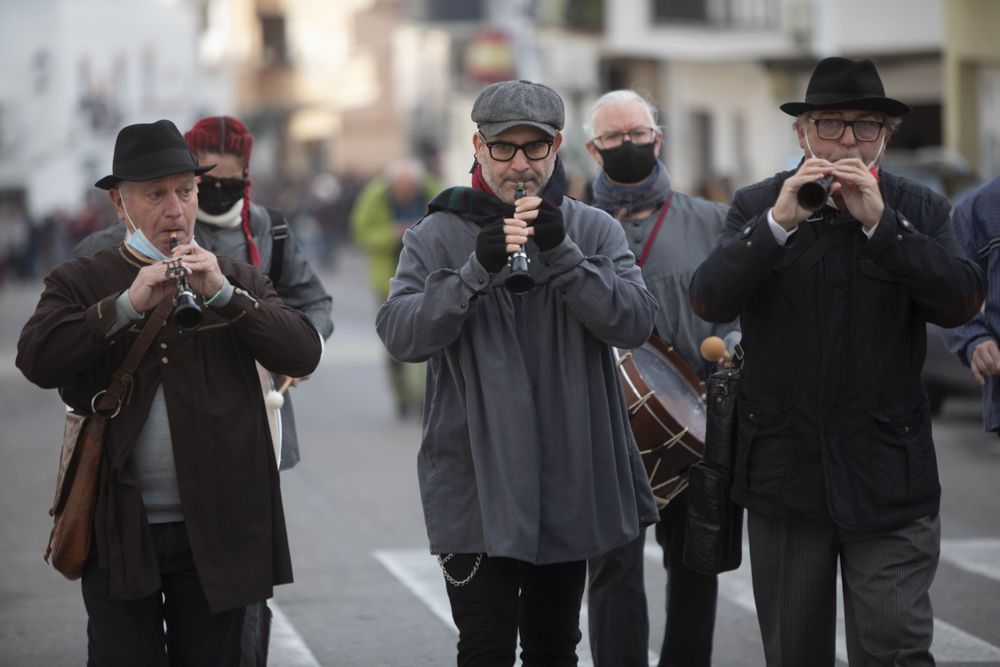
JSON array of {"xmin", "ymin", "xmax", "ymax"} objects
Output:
[{"xmin": 1, "ymin": 249, "xmax": 999, "ymax": 666}]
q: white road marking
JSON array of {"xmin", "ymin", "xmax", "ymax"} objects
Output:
[
  {"xmin": 374, "ymin": 549, "xmax": 457, "ymax": 632},
  {"xmin": 269, "ymin": 601, "xmax": 322, "ymax": 667},
  {"xmin": 374, "ymin": 539, "xmax": 1000, "ymax": 665},
  {"xmin": 941, "ymin": 538, "xmax": 1000, "ymax": 581}
]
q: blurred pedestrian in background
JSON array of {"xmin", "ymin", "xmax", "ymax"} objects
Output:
[
  {"xmin": 18, "ymin": 118, "xmax": 322, "ymax": 667},
  {"xmin": 583, "ymin": 89, "xmax": 735, "ymax": 667},
  {"xmin": 377, "ymin": 79, "xmax": 659, "ymax": 665},
  {"xmin": 73, "ymin": 114, "xmax": 334, "ymax": 666},
  {"xmin": 941, "ymin": 175, "xmax": 1000, "ymax": 435},
  {"xmin": 350, "ymin": 158, "xmax": 438, "ymax": 418}
]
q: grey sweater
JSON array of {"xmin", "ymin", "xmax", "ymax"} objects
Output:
[{"xmin": 377, "ymin": 196, "xmax": 660, "ymax": 564}]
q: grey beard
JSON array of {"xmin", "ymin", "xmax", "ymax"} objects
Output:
[{"xmin": 481, "ymin": 165, "xmax": 554, "ymax": 203}]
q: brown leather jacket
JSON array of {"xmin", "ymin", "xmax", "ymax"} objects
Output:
[{"xmin": 17, "ymin": 246, "xmax": 322, "ymax": 610}]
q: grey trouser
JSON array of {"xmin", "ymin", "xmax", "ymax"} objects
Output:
[
  {"xmin": 748, "ymin": 512, "xmax": 940, "ymax": 667},
  {"xmin": 587, "ymin": 531, "xmax": 649, "ymax": 666}
]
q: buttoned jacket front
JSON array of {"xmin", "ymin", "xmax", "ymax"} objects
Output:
[{"xmin": 690, "ymin": 169, "xmax": 984, "ymax": 530}]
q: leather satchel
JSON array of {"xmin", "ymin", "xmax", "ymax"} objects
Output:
[
  {"xmin": 45, "ymin": 411, "xmax": 107, "ymax": 579},
  {"xmin": 44, "ymin": 296, "xmax": 173, "ymax": 580},
  {"xmin": 683, "ymin": 352, "xmax": 745, "ymax": 575}
]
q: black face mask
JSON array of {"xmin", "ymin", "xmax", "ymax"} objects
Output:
[
  {"xmin": 198, "ymin": 176, "xmax": 245, "ymax": 215},
  {"xmin": 597, "ymin": 141, "xmax": 658, "ymax": 184}
]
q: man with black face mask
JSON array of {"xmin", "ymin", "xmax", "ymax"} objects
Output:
[{"xmin": 584, "ymin": 90, "xmax": 738, "ymax": 667}]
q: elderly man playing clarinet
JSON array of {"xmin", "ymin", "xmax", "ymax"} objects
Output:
[
  {"xmin": 690, "ymin": 57, "xmax": 984, "ymax": 666},
  {"xmin": 17, "ymin": 119, "xmax": 321, "ymax": 666}
]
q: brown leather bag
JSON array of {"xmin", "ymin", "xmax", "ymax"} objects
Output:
[
  {"xmin": 45, "ymin": 411, "xmax": 107, "ymax": 579},
  {"xmin": 43, "ymin": 296, "xmax": 174, "ymax": 580}
]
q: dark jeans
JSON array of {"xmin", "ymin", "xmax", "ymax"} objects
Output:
[
  {"xmin": 443, "ymin": 554, "xmax": 587, "ymax": 667},
  {"xmin": 654, "ymin": 491, "xmax": 718, "ymax": 667},
  {"xmin": 82, "ymin": 522, "xmax": 244, "ymax": 667}
]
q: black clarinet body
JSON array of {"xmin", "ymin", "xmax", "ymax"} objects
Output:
[
  {"xmin": 797, "ymin": 176, "xmax": 832, "ymax": 211},
  {"xmin": 504, "ymin": 182, "xmax": 535, "ymax": 295},
  {"xmin": 167, "ymin": 235, "xmax": 204, "ymax": 330}
]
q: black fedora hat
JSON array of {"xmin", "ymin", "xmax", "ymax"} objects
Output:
[
  {"xmin": 95, "ymin": 119, "xmax": 214, "ymax": 190},
  {"xmin": 780, "ymin": 57, "xmax": 911, "ymax": 117}
]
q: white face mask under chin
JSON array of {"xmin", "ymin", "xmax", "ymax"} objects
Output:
[{"xmin": 120, "ymin": 193, "xmax": 169, "ymax": 262}]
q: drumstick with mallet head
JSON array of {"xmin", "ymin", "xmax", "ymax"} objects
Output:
[
  {"xmin": 700, "ymin": 336, "xmax": 731, "ymax": 364},
  {"xmin": 265, "ymin": 376, "xmax": 295, "ymax": 410}
]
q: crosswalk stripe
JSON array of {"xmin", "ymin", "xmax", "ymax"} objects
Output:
[
  {"xmin": 269, "ymin": 601, "xmax": 322, "ymax": 667},
  {"xmin": 374, "ymin": 549, "xmax": 457, "ymax": 632}
]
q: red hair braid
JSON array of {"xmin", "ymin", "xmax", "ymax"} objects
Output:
[{"xmin": 185, "ymin": 116, "xmax": 260, "ymax": 266}]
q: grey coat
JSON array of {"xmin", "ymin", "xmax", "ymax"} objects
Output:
[
  {"xmin": 376, "ymin": 196, "xmax": 660, "ymax": 564},
  {"xmin": 620, "ymin": 191, "xmax": 739, "ymax": 379},
  {"xmin": 73, "ymin": 202, "xmax": 334, "ymax": 469}
]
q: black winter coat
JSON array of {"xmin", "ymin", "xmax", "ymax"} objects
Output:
[{"xmin": 690, "ymin": 168, "xmax": 985, "ymax": 530}]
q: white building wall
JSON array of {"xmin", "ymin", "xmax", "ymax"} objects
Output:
[
  {"xmin": 658, "ymin": 61, "xmax": 800, "ymax": 192},
  {"xmin": 831, "ymin": 0, "xmax": 943, "ymax": 55},
  {"xmin": 0, "ymin": 0, "xmax": 207, "ymax": 217},
  {"xmin": 602, "ymin": 0, "xmax": 945, "ymax": 194}
]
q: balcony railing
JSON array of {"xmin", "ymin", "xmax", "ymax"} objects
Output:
[{"xmin": 652, "ymin": 0, "xmax": 780, "ymax": 30}]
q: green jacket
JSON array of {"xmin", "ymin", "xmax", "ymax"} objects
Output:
[{"xmin": 350, "ymin": 175, "xmax": 440, "ymax": 299}]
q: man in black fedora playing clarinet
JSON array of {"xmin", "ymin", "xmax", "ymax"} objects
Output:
[
  {"xmin": 690, "ymin": 57, "xmax": 985, "ymax": 665},
  {"xmin": 17, "ymin": 119, "xmax": 321, "ymax": 666}
]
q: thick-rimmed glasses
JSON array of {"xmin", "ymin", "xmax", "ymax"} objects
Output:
[
  {"xmin": 808, "ymin": 117, "xmax": 885, "ymax": 142},
  {"xmin": 591, "ymin": 126, "xmax": 659, "ymax": 149},
  {"xmin": 479, "ymin": 134, "xmax": 554, "ymax": 162}
]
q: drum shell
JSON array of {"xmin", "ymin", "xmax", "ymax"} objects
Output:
[{"xmin": 615, "ymin": 336, "xmax": 707, "ymax": 508}]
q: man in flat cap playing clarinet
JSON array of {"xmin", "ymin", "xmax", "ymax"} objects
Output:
[{"xmin": 377, "ymin": 80, "xmax": 659, "ymax": 665}]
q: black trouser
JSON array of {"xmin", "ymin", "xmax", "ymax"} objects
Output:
[
  {"xmin": 82, "ymin": 522, "xmax": 244, "ymax": 667},
  {"xmin": 240, "ymin": 601, "xmax": 272, "ymax": 667},
  {"xmin": 653, "ymin": 491, "xmax": 719, "ymax": 667},
  {"xmin": 443, "ymin": 554, "xmax": 587, "ymax": 667}
]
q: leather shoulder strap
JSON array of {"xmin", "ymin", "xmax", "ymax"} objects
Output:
[
  {"xmin": 94, "ymin": 295, "xmax": 173, "ymax": 415},
  {"xmin": 267, "ymin": 208, "xmax": 288, "ymax": 287}
]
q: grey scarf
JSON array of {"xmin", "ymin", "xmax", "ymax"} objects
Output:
[{"xmin": 591, "ymin": 160, "xmax": 672, "ymax": 218}]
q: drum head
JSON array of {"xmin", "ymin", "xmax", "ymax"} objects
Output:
[{"xmin": 631, "ymin": 345, "xmax": 706, "ymax": 443}]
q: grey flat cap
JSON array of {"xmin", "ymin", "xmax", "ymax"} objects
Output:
[{"xmin": 472, "ymin": 80, "xmax": 565, "ymax": 137}]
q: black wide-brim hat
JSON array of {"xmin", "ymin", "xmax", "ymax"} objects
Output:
[
  {"xmin": 780, "ymin": 57, "xmax": 911, "ymax": 117},
  {"xmin": 95, "ymin": 119, "xmax": 214, "ymax": 190}
]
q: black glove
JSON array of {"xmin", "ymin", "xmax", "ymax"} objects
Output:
[
  {"xmin": 476, "ymin": 218, "xmax": 508, "ymax": 273},
  {"xmin": 531, "ymin": 199, "xmax": 565, "ymax": 251}
]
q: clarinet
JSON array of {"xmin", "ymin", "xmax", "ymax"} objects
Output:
[
  {"xmin": 167, "ymin": 234, "xmax": 204, "ymax": 330},
  {"xmin": 797, "ymin": 176, "xmax": 833, "ymax": 211},
  {"xmin": 504, "ymin": 182, "xmax": 535, "ymax": 295}
]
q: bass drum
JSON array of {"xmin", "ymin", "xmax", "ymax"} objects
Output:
[{"xmin": 614, "ymin": 335, "xmax": 707, "ymax": 509}]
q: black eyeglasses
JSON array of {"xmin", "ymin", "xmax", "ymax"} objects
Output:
[
  {"xmin": 808, "ymin": 117, "xmax": 885, "ymax": 142},
  {"xmin": 479, "ymin": 134, "xmax": 554, "ymax": 162},
  {"xmin": 200, "ymin": 175, "xmax": 247, "ymax": 189}
]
